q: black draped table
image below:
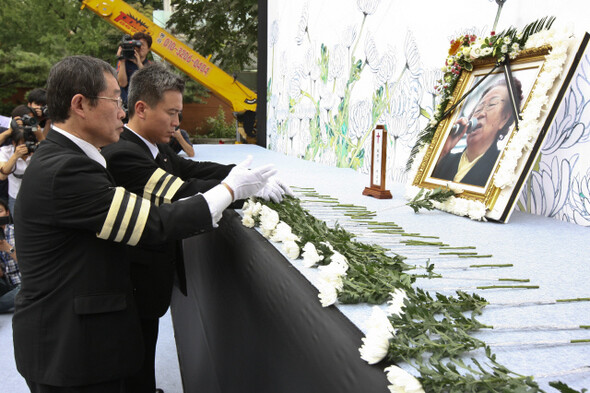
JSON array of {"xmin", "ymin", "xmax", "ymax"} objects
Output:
[{"xmin": 171, "ymin": 209, "xmax": 389, "ymax": 393}]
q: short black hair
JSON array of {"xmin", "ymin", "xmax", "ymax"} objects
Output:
[
  {"xmin": 11, "ymin": 104, "xmax": 35, "ymax": 119},
  {"xmin": 127, "ymin": 63, "xmax": 184, "ymax": 118},
  {"xmin": 27, "ymin": 88, "xmax": 47, "ymax": 105},
  {"xmin": 132, "ymin": 32, "xmax": 152, "ymax": 48}
]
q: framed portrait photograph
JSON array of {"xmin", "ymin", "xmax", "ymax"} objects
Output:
[{"xmin": 412, "ymin": 33, "xmax": 589, "ymax": 222}]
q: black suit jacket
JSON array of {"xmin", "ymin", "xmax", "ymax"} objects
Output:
[
  {"xmin": 431, "ymin": 144, "xmax": 500, "ymax": 187},
  {"xmin": 13, "ymin": 130, "xmax": 214, "ymax": 386},
  {"xmin": 101, "ymin": 128, "xmax": 234, "ymax": 318}
]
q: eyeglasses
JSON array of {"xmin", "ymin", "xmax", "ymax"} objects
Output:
[
  {"xmin": 473, "ymin": 98, "xmax": 504, "ymax": 116},
  {"xmin": 90, "ymin": 96, "xmax": 124, "ymax": 109}
]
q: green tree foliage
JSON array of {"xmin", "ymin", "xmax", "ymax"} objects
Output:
[
  {"xmin": 0, "ymin": 0, "xmax": 123, "ymax": 113},
  {"xmin": 168, "ymin": 0, "xmax": 258, "ymax": 73}
]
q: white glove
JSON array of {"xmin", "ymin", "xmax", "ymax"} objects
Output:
[
  {"xmin": 222, "ymin": 155, "xmax": 277, "ymax": 201},
  {"xmin": 255, "ymin": 176, "xmax": 294, "ymax": 203}
]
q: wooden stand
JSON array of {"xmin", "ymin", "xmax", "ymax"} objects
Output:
[{"xmin": 363, "ymin": 125, "xmax": 392, "ymax": 199}]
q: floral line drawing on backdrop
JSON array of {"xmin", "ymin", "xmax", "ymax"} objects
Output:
[
  {"xmin": 267, "ymin": 0, "xmax": 437, "ymax": 185},
  {"xmin": 517, "ymin": 50, "xmax": 590, "ymax": 226}
]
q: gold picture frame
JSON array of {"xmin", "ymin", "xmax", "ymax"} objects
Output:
[{"xmin": 412, "ymin": 47, "xmax": 556, "ymax": 221}]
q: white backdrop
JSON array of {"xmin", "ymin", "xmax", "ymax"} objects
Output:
[{"xmin": 266, "ymin": 0, "xmax": 590, "ymax": 225}]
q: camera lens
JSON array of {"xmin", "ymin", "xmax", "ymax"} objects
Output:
[{"xmin": 21, "ymin": 114, "xmax": 38, "ymax": 127}]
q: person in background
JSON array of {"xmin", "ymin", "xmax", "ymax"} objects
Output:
[
  {"xmin": 0, "ymin": 198, "xmax": 19, "ymax": 313},
  {"xmin": 0, "ymin": 105, "xmax": 39, "ymax": 212},
  {"xmin": 13, "ymin": 55, "xmax": 275, "ymax": 393},
  {"xmin": 0, "ymin": 122, "xmax": 13, "ymax": 201},
  {"xmin": 169, "ymin": 127, "xmax": 195, "ymax": 157},
  {"xmin": 116, "ymin": 32, "xmax": 153, "ymax": 107},
  {"xmin": 27, "ymin": 88, "xmax": 50, "ymax": 138}
]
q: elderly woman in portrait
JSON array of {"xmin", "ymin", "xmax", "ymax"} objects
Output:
[{"xmin": 432, "ymin": 77, "xmax": 523, "ymax": 187}]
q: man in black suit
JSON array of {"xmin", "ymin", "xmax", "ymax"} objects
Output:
[
  {"xmin": 13, "ymin": 55, "xmax": 275, "ymax": 393},
  {"xmin": 102, "ymin": 63, "xmax": 291, "ymax": 393}
]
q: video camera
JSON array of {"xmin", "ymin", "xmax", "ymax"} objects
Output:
[
  {"xmin": 119, "ymin": 35, "xmax": 142, "ymax": 60},
  {"xmin": 10, "ymin": 115, "xmax": 39, "ymax": 154}
]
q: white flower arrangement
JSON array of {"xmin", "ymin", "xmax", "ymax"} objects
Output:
[
  {"xmin": 359, "ymin": 306, "xmax": 395, "ymax": 364},
  {"xmin": 317, "ymin": 251, "xmax": 349, "ymax": 307},
  {"xmin": 493, "ymin": 27, "xmax": 572, "ymax": 190},
  {"xmin": 384, "ymin": 365, "xmax": 425, "ymax": 393},
  {"xmin": 259, "ymin": 205, "xmax": 280, "ymax": 238},
  {"xmin": 301, "ymin": 242, "xmax": 323, "ymax": 267},
  {"xmin": 387, "ymin": 288, "xmax": 408, "ymax": 317}
]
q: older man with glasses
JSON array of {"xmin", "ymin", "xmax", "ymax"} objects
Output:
[{"xmin": 12, "ymin": 55, "xmax": 275, "ymax": 393}]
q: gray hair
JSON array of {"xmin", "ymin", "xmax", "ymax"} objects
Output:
[{"xmin": 47, "ymin": 56, "xmax": 116, "ymax": 123}]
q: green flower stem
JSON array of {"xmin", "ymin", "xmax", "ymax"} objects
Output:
[
  {"xmin": 477, "ymin": 285, "xmax": 539, "ymax": 290},
  {"xmin": 401, "ymin": 233, "xmax": 439, "ymax": 239},
  {"xmin": 470, "ymin": 263, "xmax": 513, "ymax": 268},
  {"xmin": 556, "ymin": 297, "xmax": 590, "ymax": 303},
  {"xmin": 440, "ymin": 246, "xmax": 477, "ymax": 250},
  {"xmin": 498, "ymin": 278, "xmax": 530, "ymax": 282},
  {"xmin": 460, "ymin": 254, "xmax": 493, "ymax": 258},
  {"xmin": 440, "ymin": 252, "xmax": 478, "ymax": 255},
  {"xmin": 401, "ymin": 240, "xmax": 447, "ymax": 246}
]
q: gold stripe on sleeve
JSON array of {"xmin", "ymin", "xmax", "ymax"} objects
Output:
[
  {"xmin": 143, "ymin": 168, "xmax": 169, "ymax": 202},
  {"xmin": 114, "ymin": 193, "xmax": 138, "ymax": 243},
  {"xmin": 162, "ymin": 177, "xmax": 184, "ymax": 204},
  {"xmin": 127, "ymin": 197, "xmax": 150, "ymax": 246},
  {"xmin": 97, "ymin": 187, "xmax": 125, "ymax": 240},
  {"xmin": 152, "ymin": 176, "xmax": 173, "ymax": 206}
]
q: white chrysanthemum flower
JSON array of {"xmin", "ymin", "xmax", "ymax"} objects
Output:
[
  {"xmin": 447, "ymin": 183, "xmax": 464, "ymax": 195},
  {"xmin": 318, "ymin": 262, "xmax": 346, "ymax": 291},
  {"xmin": 260, "ymin": 206, "xmax": 280, "ymax": 237},
  {"xmin": 385, "ymin": 365, "xmax": 425, "ymax": 393},
  {"xmin": 243, "ymin": 200, "xmax": 262, "ymax": 218},
  {"xmin": 387, "ymin": 288, "xmax": 408, "ymax": 317},
  {"xmin": 359, "ymin": 306, "xmax": 395, "ymax": 364},
  {"xmin": 481, "ymin": 47, "xmax": 493, "ymax": 56},
  {"xmin": 330, "ymin": 251, "xmax": 349, "ymax": 271},
  {"xmin": 271, "ymin": 222, "xmax": 299, "ymax": 243},
  {"xmin": 302, "ymin": 242, "xmax": 323, "ymax": 267},
  {"xmin": 241, "ymin": 214, "xmax": 255, "ymax": 228},
  {"xmin": 282, "ymin": 240, "xmax": 300, "ymax": 259},
  {"xmin": 318, "ymin": 282, "xmax": 338, "ymax": 307}
]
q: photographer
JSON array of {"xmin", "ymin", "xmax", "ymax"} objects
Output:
[
  {"xmin": 0, "ymin": 198, "xmax": 19, "ymax": 313},
  {"xmin": 27, "ymin": 87, "xmax": 50, "ymax": 138},
  {"xmin": 116, "ymin": 32, "xmax": 152, "ymax": 106},
  {"xmin": 0, "ymin": 105, "xmax": 38, "ymax": 212}
]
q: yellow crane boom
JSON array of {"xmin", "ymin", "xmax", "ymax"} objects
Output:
[{"xmin": 79, "ymin": 0, "xmax": 257, "ymax": 116}]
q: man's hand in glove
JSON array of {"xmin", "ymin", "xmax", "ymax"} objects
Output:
[
  {"xmin": 222, "ymin": 155, "xmax": 277, "ymax": 201},
  {"xmin": 255, "ymin": 176, "xmax": 294, "ymax": 203}
]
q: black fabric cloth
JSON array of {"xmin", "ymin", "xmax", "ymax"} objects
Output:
[
  {"xmin": 170, "ymin": 210, "xmax": 390, "ymax": 393},
  {"xmin": 13, "ymin": 129, "xmax": 214, "ymax": 387},
  {"xmin": 26, "ymin": 379, "xmax": 125, "ymax": 393},
  {"xmin": 124, "ymin": 318, "xmax": 159, "ymax": 393},
  {"xmin": 431, "ymin": 143, "xmax": 501, "ymax": 187}
]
